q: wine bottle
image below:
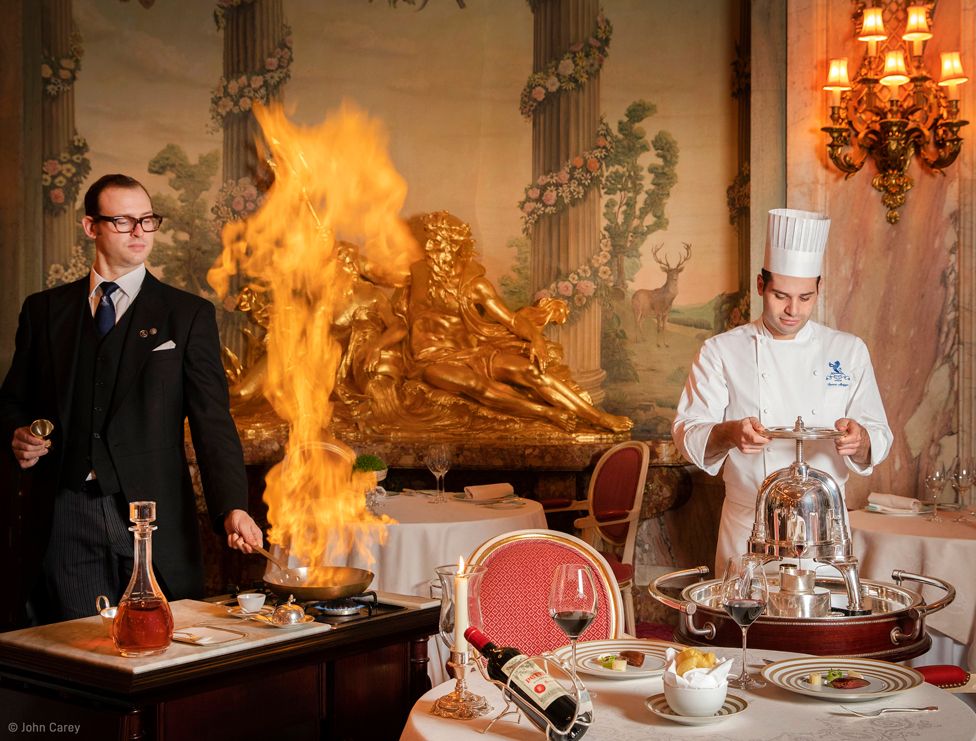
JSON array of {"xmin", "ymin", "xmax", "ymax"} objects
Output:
[{"xmin": 465, "ymin": 627, "xmax": 590, "ymax": 741}]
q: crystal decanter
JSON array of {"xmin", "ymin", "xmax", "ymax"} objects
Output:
[{"xmin": 112, "ymin": 501, "xmax": 174, "ymax": 657}]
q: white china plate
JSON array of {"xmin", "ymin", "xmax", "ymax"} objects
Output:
[
  {"xmin": 762, "ymin": 657, "xmax": 923, "ymax": 702},
  {"xmin": 863, "ymin": 504, "xmax": 933, "ymax": 516},
  {"xmin": 553, "ymin": 638, "xmax": 683, "ymax": 680},
  {"xmin": 645, "ymin": 693, "xmax": 748, "ymax": 725},
  {"xmin": 451, "ymin": 493, "xmax": 515, "ymax": 504},
  {"xmin": 249, "ymin": 613, "xmax": 317, "ymax": 629},
  {"xmin": 226, "ymin": 605, "xmax": 273, "ymax": 619}
]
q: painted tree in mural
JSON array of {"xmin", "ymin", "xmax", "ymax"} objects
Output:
[
  {"xmin": 600, "ymin": 101, "xmax": 679, "ymax": 382},
  {"xmin": 147, "ymin": 145, "xmax": 222, "ymax": 297}
]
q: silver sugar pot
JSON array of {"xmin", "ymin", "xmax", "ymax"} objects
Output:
[{"xmin": 750, "ymin": 417, "xmax": 868, "ymax": 615}]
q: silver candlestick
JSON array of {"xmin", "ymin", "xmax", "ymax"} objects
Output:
[{"xmin": 430, "ymin": 649, "xmax": 490, "ymax": 720}]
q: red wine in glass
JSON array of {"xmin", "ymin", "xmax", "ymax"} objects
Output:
[
  {"xmin": 548, "ymin": 564, "xmax": 598, "ymax": 680},
  {"xmin": 723, "ymin": 598, "xmax": 765, "ymax": 627},
  {"xmin": 551, "ymin": 609, "xmax": 596, "ymax": 639},
  {"xmin": 721, "ymin": 555, "xmax": 768, "ymax": 689}
]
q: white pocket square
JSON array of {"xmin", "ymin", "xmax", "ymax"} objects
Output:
[{"xmin": 152, "ymin": 340, "xmax": 176, "ymax": 352}]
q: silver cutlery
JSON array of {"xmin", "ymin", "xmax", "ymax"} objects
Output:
[{"xmin": 841, "ymin": 705, "xmax": 938, "ymax": 717}]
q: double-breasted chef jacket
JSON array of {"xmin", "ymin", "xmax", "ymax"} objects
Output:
[{"xmin": 673, "ymin": 319, "xmax": 893, "ymax": 566}]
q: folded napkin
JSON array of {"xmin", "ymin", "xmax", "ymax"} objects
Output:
[
  {"xmin": 463, "ymin": 483, "xmax": 514, "ymax": 500},
  {"xmin": 867, "ymin": 492, "xmax": 924, "ymax": 512},
  {"xmin": 662, "ymin": 648, "xmax": 734, "ymax": 689}
]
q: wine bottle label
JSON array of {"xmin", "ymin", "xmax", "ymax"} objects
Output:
[{"xmin": 501, "ymin": 654, "xmax": 569, "ymax": 711}]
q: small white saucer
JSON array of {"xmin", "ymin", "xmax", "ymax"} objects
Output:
[
  {"xmin": 645, "ymin": 693, "xmax": 747, "ymax": 725},
  {"xmin": 226, "ymin": 605, "xmax": 273, "ymax": 619}
]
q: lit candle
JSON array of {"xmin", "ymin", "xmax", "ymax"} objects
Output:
[
  {"xmin": 939, "ymin": 51, "xmax": 969, "ymax": 101},
  {"xmin": 858, "ymin": 7, "xmax": 886, "ymax": 59},
  {"xmin": 454, "ymin": 556, "xmax": 468, "ymax": 654},
  {"xmin": 824, "ymin": 58, "xmax": 851, "ymax": 108}
]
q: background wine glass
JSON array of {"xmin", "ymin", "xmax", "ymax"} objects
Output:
[
  {"xmin": 924, "ymin": 464, "xmax": 947, "ymax": 522},
  {"xmin": 952, "ymin": 459, "xmax": 974, "ymax": 522},
  {"xmin": 721, "ymin": 554, "xmax": 768, "ymax": 690},
  {"xmin": 548, "ymin": 563, "xmax": 597, "ymax": 681},
  {"xmin": 425, "ymin": 444, "xmax": 451, "ymax": 503}
]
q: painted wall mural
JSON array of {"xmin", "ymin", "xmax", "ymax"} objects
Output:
[{"xmin": 45, "ymin": 0, "xmax": 741, "ymax": 439}]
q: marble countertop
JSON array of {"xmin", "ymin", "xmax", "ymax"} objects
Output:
[{"xmin": 0, "ymin": 600, "xmax": 332, "ymax": 679}]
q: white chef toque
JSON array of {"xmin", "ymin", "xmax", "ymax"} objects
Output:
[{"xmin": 764, "ymin": 208, "xmax": 830, "ymax": 278}]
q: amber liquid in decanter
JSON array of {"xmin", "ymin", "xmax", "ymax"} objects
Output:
[{"xmin": 113, "ymin": 500, "xmax": 174, "ymax": 657}]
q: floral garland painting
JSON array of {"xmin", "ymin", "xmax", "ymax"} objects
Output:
[
  {"xmin": 518, "ymin": 119, "xmax": 612, "ymax": 235},
  {"xmin": 212, "ymin": 177, "xmax": 264, "ymax": 229},
  {"xmin": 519, "ymin": 14, "xmax": 611, "ymax": 118},
  {"xmin": 533, "ymin": 233, "xmax": 615, "ymax": 319},
  {"xmin": 209, "ymin": 28, "xmax": 293, "ymax": 131},
  {"xmin": 42, "ymin": 135, "xmax": 92, "ymax": 216},
  {"xmin": 42, "ymin": 33, "xmax": 83, "ymax": 98}
]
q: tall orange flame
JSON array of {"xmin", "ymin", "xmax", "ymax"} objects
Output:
[{"xmin": 208, "ymin": 102, "xmax": 420, "ymax": 574}]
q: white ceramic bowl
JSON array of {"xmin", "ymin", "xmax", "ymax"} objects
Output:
[
  {"xmin": 663, "ymin": 682, "xmax": 728, "ymax": 717},
  {"xmin": 237, "ymin": 592, "xmax": 267, "ymax": 613}
]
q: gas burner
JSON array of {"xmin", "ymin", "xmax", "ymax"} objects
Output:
[{"xmin": 306, "ymin": 591, "xmax": 378, "ymax": 617}]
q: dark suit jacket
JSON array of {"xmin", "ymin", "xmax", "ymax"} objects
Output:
[{"xmin": 0, "ymin": 271, "xmax": 247, "ymax": 601}]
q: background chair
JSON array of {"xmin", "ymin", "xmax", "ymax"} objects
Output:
[
  {"xmin": 468, "ymin": 528, "xmax": 624, "ymax": 656},
  {"xmin": 546, "ymin": 441, "xmax": 649, "ymax": 636}
]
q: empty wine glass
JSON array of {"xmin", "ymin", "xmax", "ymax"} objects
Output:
[
  {"xmin": 924, "ymin": 464, "xmax": 947, "ymax": 522},
  {"xmin": 721, "ymin": 554, "xmax": 768, "ymax": 690},
  {"xmin": 952, "ymin": 459, "xmax": 974, "ymax": 522},
  {"xmin": 425, "ymin": 444, "xmax": 451, "ymax": 504},
  {"xmin": 548, "ymin": 564, "xmax": 597, "ymax": 681}
]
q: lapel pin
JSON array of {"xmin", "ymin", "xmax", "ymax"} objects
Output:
[
  {"xmin": 149, "ymin": 328, "xmax": 157, "ymax": 335},
  {"xmin": 139, "ymin": 329, "xmax": 148, "ymax": 338}
]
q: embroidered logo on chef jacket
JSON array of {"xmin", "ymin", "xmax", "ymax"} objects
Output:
[{"xmin": 826, "ymin": 360, "xmax": 851, "ymax": 387}]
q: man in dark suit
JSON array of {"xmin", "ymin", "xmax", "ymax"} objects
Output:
[{"xmin": 0, "ymin": 173, "xmax": 262, "ymax": 624}]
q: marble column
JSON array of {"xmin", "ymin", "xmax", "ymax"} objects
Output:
[
  {"xmin": 41, "ymin": 0, "xmax": 77, "ymax": 270},
  {"xmin": 218, "ymin": 0, "xmax": 287, "ymax": 356},
  {"xmin": 528, "ymin": 0, "xmax": 606, "ymax": 402}
]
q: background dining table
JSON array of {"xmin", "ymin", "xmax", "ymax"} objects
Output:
[
  {"xmin": 848, "ymin": 508, "xmax": 976, "ymax": 673},
  {"xmin": 340, "ymin": 491, "xmax": 547, "ymax": 683},
  {"xmin": 400, "ymin": 646, "xmax": 976, "ymax": 740}
]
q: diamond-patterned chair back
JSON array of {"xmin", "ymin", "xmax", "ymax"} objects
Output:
[{"xmin": 468, "ymin": 529, "xmax": 624, "ymax": 656}]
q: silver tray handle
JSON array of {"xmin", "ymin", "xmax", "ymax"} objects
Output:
[
  {"xmin": 889, "ymin": 570, "xmax": 955, "ymax": 645},
  {"xmin": 648, "ymin": 566, "xmax": 716, "ymax": 640}
]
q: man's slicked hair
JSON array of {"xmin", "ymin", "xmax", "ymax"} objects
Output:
[
  {"xmin": 759, "ymin": 268, "xmax": 821, "ymax": 290},
  {"xmin": 83, "ymin": 174, "xmax": 151, "ymax": 218}
]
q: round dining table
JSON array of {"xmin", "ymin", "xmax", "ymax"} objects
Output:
[
  {"xmin": 400, "ymin": 646, "xmax": 976, "ymax": 740},
  {"xmin": 342, "ymin": 491, "xmax": 547, "ymax": 683},
  {"xmin": 848, "ymin": 508, "xmax": 976, "ymax": 672}
]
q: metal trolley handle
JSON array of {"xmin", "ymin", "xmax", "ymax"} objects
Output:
[{"xmin": 472, "ymin": 651, "xmax": 593, "ymax": 739}]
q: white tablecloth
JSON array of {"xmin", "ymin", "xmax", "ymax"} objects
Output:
[
  {"xmin": 342, "ymin": 493, "xmax": 547, "ymax": 683},
  {"xmin": 400, "ymin": 647, "xmax": 975, "ymax": 740},
  {"xmin": 848, "ymin": 509, "xmax": 976, "ymax": 671}
]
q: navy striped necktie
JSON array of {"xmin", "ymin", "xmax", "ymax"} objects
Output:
[{"xmin": 94, "ymin": 282, "xmax": 120, "ymax": 338}]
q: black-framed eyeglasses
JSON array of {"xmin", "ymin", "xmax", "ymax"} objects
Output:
[{"xmin": 94, "ymin": 214, "xmax": 164, "ymax": 233}]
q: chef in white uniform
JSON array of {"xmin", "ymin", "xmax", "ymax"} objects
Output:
[{"xmin": 672, "ymin": 208, "xmax": 893, "ymax": 573}]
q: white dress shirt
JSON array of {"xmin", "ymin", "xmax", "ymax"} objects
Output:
[{"xmin": 87, "ymin": 264, "xmax": 146, "ymax": 322}]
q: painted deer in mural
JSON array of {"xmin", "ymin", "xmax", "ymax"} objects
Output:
[{"xmin": 632, "ymin": 242, "xmax": 692, "ymax": 347}]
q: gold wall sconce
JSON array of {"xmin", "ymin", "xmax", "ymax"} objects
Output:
[{"xmin": 822, "ymin": 2, "xmax": 968, "ymax": 224}]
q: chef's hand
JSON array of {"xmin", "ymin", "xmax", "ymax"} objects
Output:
[
  {"xmin": 708, "ymin": 417, "xmax": 771, "ymax": 456},
  {"xmin": 835, "ymin": 418, "xmax": 871, "ymax": 465},
  {"xmin": 224, "ymin": 509, "xmax": 263, "ymax": 553},
  {"xmin": 11, "ymin": 426, "xmax": 50, "ymax": 469}
]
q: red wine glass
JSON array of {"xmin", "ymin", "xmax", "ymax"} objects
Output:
[
  {"xmin": 548, "ymin": 563, "xmax": 597, "ymax": 680},
  {"xmin": 721, "ymin": 555, "xmax": 768, "ymax": 689}
]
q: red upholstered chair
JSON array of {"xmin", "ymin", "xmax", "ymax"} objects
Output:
[
  {"xmin": 468, "ymin": 529, "xmax": 624, "ymax": 656},
  {"xmin": 915, "ymin": 665, "xmax": 976, "ymax": 692},
  {"xmin": 557, "ymin": 441, "xmax": 649, "ymax": 636}
]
